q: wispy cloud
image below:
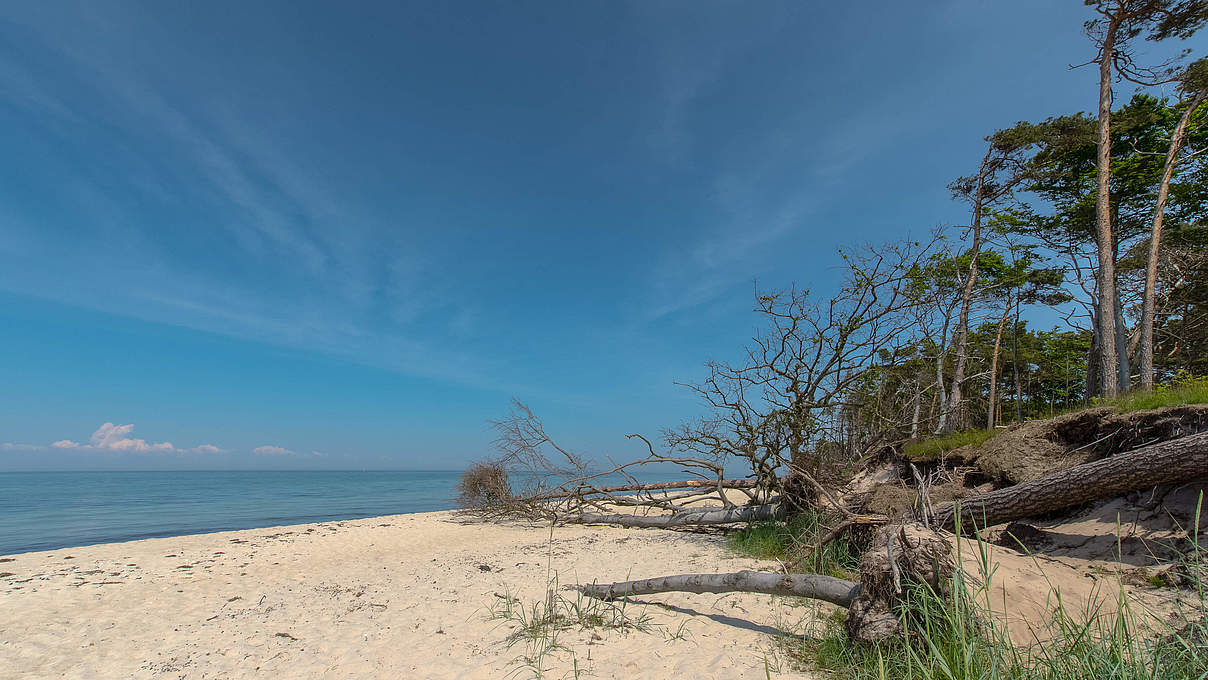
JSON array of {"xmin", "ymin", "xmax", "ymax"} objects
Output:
[
  {"xmin": 253, "ymin": 445, "xmax": 294, "ymax": 456},
  {"xmin": 0, "ymin": 8, "xmax": 503, "ymax": 394}
]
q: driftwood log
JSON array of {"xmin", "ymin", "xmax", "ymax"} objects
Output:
[
  {"xmin": 576, "ymin": 523, "xmax": 950, "ymax": 643},
  {"xmin": 934, "ymin": 429, "xmax": 1208, "ymax": 532},
  {"xmin": 577, "ymin": 570, "xmax": 860, "ymax": 607},
  {"xmin": 572, "ymin": 503, "xmax": 782, "ymax": 528},
  {"xmin": 528, "ymin": 479, "xmax": 758, "ymax": 502}
]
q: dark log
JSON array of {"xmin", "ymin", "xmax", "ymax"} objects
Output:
[
  {"xmin": 572, "ymin": 503, "xmax": 782, "ymax": 528},
  {"xmin": 577, "ymin": 570, "xmax": 860, "ymax": 607},
  {"xmin": 934, "ymin": 430, "xmax": 1208, "ymax": 532}
]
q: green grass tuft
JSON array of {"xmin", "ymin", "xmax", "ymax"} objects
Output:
[
  {"xmin": 728, "ymin": 511, "xmax": 861, "ymax": 578},
  {"xmin": 1096, "ymin": 374, "xmax": 1208, "ymax": 413},
  {"xmin": 902, "ymin": 428, "xmax": 997, "ymax": 462},
  {"xmin": 728, "ymin": 521, "xmax": 794, "ymax": 559},
  {"xmin": 900, "ymin": 376, "xmax": 1208, "ymax": 466}
]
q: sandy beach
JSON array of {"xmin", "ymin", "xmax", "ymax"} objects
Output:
[{"xmin": 0, "ymin": 510, "xmax": 821, "ymax": 679}]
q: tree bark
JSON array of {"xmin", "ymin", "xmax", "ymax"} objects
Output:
[
  {"xmin": 573, "ymin": 503, "xmax": 782, "ymax": 528},
  {"xmin": 1087, "ymin": 319, "xmax": 1101, "ymax": 403},
  {"xmin": 1094, "ymin": 14, "xmax": 1122, "ymax": 398},
  {"xmin": 1141, "ymin": 90, "xmax": 1208, "ymax": 390},
  {"xmin": 934, "ymin": 430, "xmax": 1208, "ymax": 532},
  {"xmin": 577, "ymin": 570, "xmax": 861, "ymax": 607},
  {"xmin": 1114, "ymin": 283, "xmax": 1130, "ymax": 389},
  {"xmin": 1013, "ymin": 304, "xmax": 1024, "ymax": 422},
  {"xmin": 911, "ymin": 376, "xmax": 923, "ymax": 439}
]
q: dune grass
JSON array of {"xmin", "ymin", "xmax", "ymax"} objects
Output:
[
  {"xmin": 800, "ymin": 496, "xmax": 1208, "ymax": 680},
  {"xmin": 727, "ymin": 510, "xmax": 861, "ymax": 579}
]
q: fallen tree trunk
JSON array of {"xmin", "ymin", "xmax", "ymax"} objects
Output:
[
  {"xmin": 572, "ymin": 503, "xmax": 782, "ymax": 527},
  {"xmin": 934, "ymin": 429, "xmax": 1208, "ymax": 533},
  {"xmin": 577, "ymin": 570, "xmax": 860, "ymax": 607},
  {"xmin": 576, "ymin": 523, "xmax": 949, "ymax": 643},
  {"xmin": 528, "ymin": 478, "xmax": 757, "ymax": 502}
]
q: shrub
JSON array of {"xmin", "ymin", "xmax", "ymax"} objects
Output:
[{"xmin": 457, "ymin": 459, "xmax": 513, "ymax": 511}]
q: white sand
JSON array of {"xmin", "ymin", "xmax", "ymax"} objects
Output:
[{"xmin": 0, "ymin": 511, "xmax": 822, "ymax": 679}]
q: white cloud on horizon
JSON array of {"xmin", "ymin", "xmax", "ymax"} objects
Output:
[
  {"xmin": 4, "ymin": 424, "xmax": 226, "ymax": 456},
  {"xmin": 2, "ymin": 442, "xmax": 44, "ymax": 451},
  {"xmin": 90, "ymin": 422, "xmax": 174, "ymax": 452},
  {"xmin": 253, "ymin": 445, "xmax": 294, "ymax": 456}
]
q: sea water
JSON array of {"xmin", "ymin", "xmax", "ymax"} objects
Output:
[
  {"xmin": 0, "ymin": 470, "xmax": 463, "ymax": 555},
  {"xmin": 0, "ymin": 468, "xmax": 697, "ymax": 555}
]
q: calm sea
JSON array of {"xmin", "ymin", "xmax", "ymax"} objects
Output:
[{"xmin": 0, "ymin": 470, "xmax": 464, "ymax": 556}]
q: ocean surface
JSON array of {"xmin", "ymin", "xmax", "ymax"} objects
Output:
[{"xmin": 0, "ymin": 470, "xmax": 466, "ymax": 555}]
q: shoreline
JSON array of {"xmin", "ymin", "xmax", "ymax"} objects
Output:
[
  {"xmin": 0, "ymin": 507, "xmax": 461, "ymax": 558},
  {"xmin": 1, "ymin": 508, "xmax": 817, "ymax": 679}
]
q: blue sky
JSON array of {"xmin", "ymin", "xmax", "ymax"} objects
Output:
[{"xmin": 1, "ymin": 1, "xmax": 1200, "ymax": 470}]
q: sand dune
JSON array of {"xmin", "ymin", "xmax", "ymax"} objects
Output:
[{"xmin": 0, "ymin": 511, "xmax": 821, "ymax": 679}]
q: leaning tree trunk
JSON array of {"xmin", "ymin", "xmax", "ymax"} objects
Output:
[
  {"xmin": 1141, "ymin": 89, "xmax": 1208, "ymax": 390},
  {"xmin": 943, "ymin": 150, "xmax": 992, "ymax": 434},
  {"xmin": 986, "ymin": 294, "xmax": 1012, "ymax": 430},
  {"xmin": 934, "ymin": 429, "xmax": 1208, "ymax": 533}
]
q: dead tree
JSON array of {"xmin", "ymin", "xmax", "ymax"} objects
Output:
[
  {"xmin": 669, "ymin": 238, "xmax": 942, "ymax": 494},
  {"xmin": 460, "ymin": 400, "xmax": 769, "ymax": 522},
  {"xmin": 467, "ymin": 238, "xmax": 945, "ymax": 538}
]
